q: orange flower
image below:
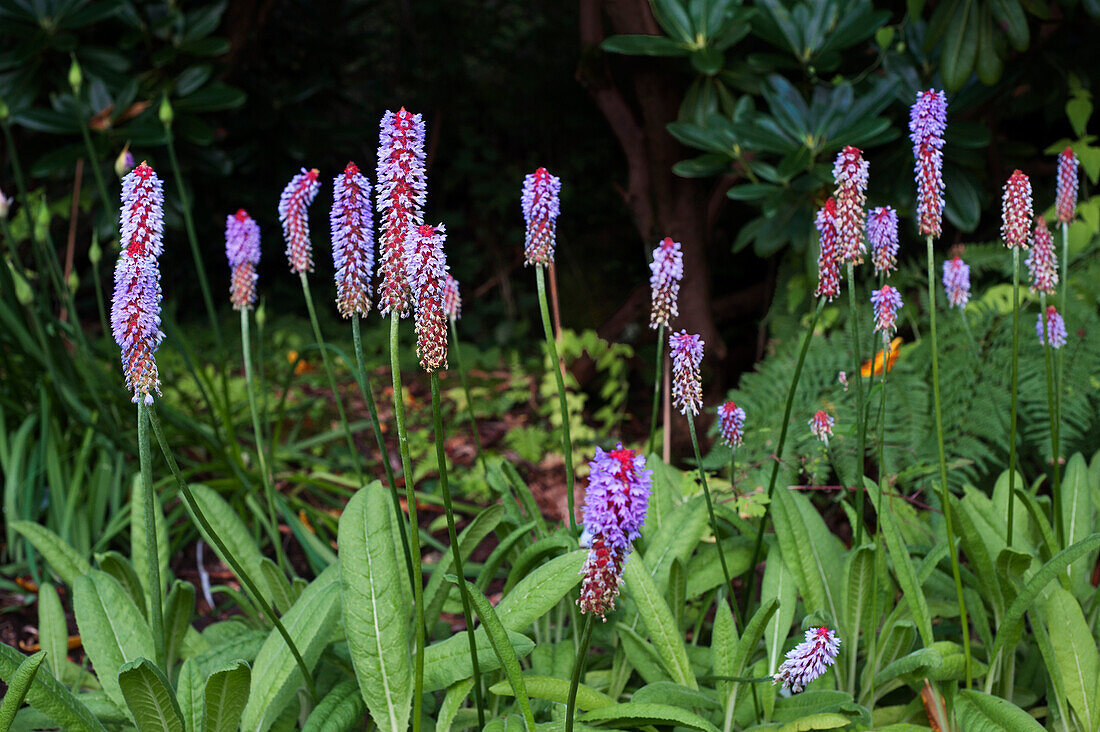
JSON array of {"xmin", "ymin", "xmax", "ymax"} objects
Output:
[{"xmin": 861, "ymin": 337, "xmax": 902, "ymax": 377}]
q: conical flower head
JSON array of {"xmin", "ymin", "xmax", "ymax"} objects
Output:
[
  {"xmin": 649, "ymin": 236, "xmax": 683, "ymax": 329},
  {"xmin": 1037, "ymin": 305, "xmax": 1067, "ymax": 349},
  {"xmin": 871, "ymin": 284, "xmax": 903, "ymax": 337},
  {"xmin": 809, "ymin": 410, "xmax": 834, "ymax": 445},
  {"xmin": 521, "ymin": 167, "xmax": 561, "ymax": 266},
  {"xmin": 942, "ymin": 256, "xmax": 970, "ymax": 308},
  {"xmin": 578, "ymin": 445, "xmax": 652, "ymax": 619},
  {"xmin": 330, "ymin": 162, "xmax": 375, "ymax": 317},
  {"xmin": 405, "ymin": 223, "xmax": 449, "ymax": 371},
  {"xmin": 112, "ymin": 161, "xmax": 165, "ymax": 405},
  {"xmin": 1025, "ymin": 217, "xmax": 1058, "ymax": 295},
  {"xmin": 226, "ymin": 209, "xmax": 260, "ymax": 311},
  {"xmin": 909, "ymin": 90, "xmax": 947, "ymax": 239},
  {"xmin": 1001, "ymin": 170, "xmax": 1033, "ymax": 249},
  {"xmin": 814, "ymin": 198, "xmax": 841, "ymax": 301},
  {"xmin": 443, "ymin": 273, "xmax": 461, "ymax": 321},
  {"xmin": 773, "ymin": 627, "xmax": 841, "ymax": 694},
  {"xmin": 867, "ymin": 206, "xmax": 899, "ymax": 276},
  {"xmin": 832, "ymin": 146, "xmax": 869, "ymax": 265},
  {"xmin": 669, "ymin": 330, "xmax": 704, "ymax": 416},
  {"xmin": 278, "ymin": 167, "xmax": 320, "ymax": 273},
  {"xmin": 377, "ymin": 108, "xmax": 427, "ymax": 317},
  {"xmin": 717, "ymin": 401, "xmax": 746, "ymax": 448},
  {"xmin": 1057, "ymin": 147, "xmax": 1079, "ymax": 224}
]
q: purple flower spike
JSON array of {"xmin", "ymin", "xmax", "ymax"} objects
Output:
[
  {"xmin": 669, "ymin": 330, "xmax": 704, "ymax": 416},
  {"xmin": 522, "ymin": 167, "xmax": 562, "ymax": 267},
  {"xmin": 278, "ymin": 167, "xmax": 320, "ymax": 274},
  {"xmin": 405, "ymin": 223, "xmax": 449, "ymax": 372},
  {"xmin": 942, "ymin": 256, "xmax": 970, "ymax": 309},
  {"xmin": 1001, "ymin": 170, "xmax": 1033, "ymax": 249},
  {"xmin": 1037, "ymin": 306, "xmax": 1067, "ymax": 349},
  {"xmin": 1057, "ymin": 148, "xmax": 1078, "ymax": 225},
  {"xmin": 112, "ymin": 161, "xmax": 165, "ymax": 405},
  {"xmin": 717, "ymin": 401, "xmax": 746, "ymax": 448},
  {"xmin": 809, "ymin": 410, "xmax": 834, "ymax": 445},
  {"xmin": 226, "ymin": 209, "xmax": 260, "ymax": 311},
  {"xmin": 578, "ymin": 445, "xmax": 652, "ymax": 619},
  {"xmin": 832, "ymin": 146, "xmax": 870, "ymax": 265},
  {"xmin": 773, "ymin": 627, "xmax": 841, "ymax": 694},
  {"xmin": 867, "ymin": 206, "xmax": 899, "ymax": 276},
  {"xmin": 1026, "ymin": 217, "xmax": 1058, "ymax": 295},
  {"xmin": 871, "ymin": 284, "xmax": 903, "ymax": 337},
  {"xmin": 814, "ymin": 198, "xmax": 841, "ymax": 301},
  {"xmin": 330, "ymin": 162, "xmax": 374, "ymax": 318},
  {"xmin": 443, "ymin": 273, "xmax": 461, "ymax": 321},
  {"xmin": 649, "ymin": 237, "xmax": 683, "ymax": 329},
  {"xmin": 377, "ymin": 108, "xmax": 427, "ymax": 318},
  {"xmin": 909, "ymin": 90, "xmax": 947, "ymax": 239}
]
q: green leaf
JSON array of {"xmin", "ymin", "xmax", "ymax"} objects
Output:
[
  {"xmin": 117, "ymin": 658, "xmax": 185, "ymax": 732},
  {"xmin": 955, "ymin": 690, "xmax": 1045, "ymax": 730},
  {"xmin": 184, "ymin": 485, "xmax": 265, "ymax": 584},
  {"xmin": 422, "ymin": 628, "xmax": 535, "ymax": 692},
  {"xmin": 175, "ymin": 659, "xmax": 204, "ymax": 732},
  {"xmin": 36, "ymin": 583, "xmax": 67, "ymax": 679},
  {"xmin": 990, "ymin": 0, "xmax": 1029, "ymax": 49},
  {"xmin": 488, "ymin": 674, "xmax": 614, "ymax": 711},
  {"xmin": 302, "ymin": 679, "xmax": 364, "ymax": 732},
  {"xmin": 650, "ymin": 0, "xmax": 695, "ymax": 43},
  {"xmin": 10, "ymin": 521, "xmax": 91, "ymax": 586},
  {"xmin": 239, "ymin": 565, "xmax": 340, "ymax": 732},
  {"xmin": 841, "ymin": 544, "xmax": 875, "ymax": 680},
  {"xmin": 975, "ymin": 3, "xmax": 1003, "ymax": 85},
  {"xmin": 436, "ymin": 679, "xmax": 474, "ymax": 732},
  {"xmin": 674, "ymin": 153, "xmax": 732, "ymax": 178},
  {"xmin": 1061, "ymin": 454, "xmax": 1095, "ymax": 597},
  {"xmin": 174, "ymin": 82, "xmax": 245, "ymax": 112},
  {"xmin": 644, "ymin": 497, "xmax": 708, "ymax": 595},
  {"xmin": 73, "ymin": 571, "xmax": 155, "ymax": 708},
  {"xmin": 164, "ymin": 581, "xmax": 195, "ymax": 672},
  {"xmin": 0, "ymin": 642, "xmax": 106, "ymax": 732},
  {"xmin": 712, "ymin": 598, "xmax": 737, "ymax": 714},
  {"xmin": 600, "ymin": 34, "xmax": 689, "ymax": 56},
  {"xmin": 950, "ymin": 496, "xmax": 1004, "ymax": 618},
  {"xmin": 1044, "ymin": 587, "xmax": 1098, "ymax": 730},
  {"xmin": 940, "ymin": 0, "xmax": 978, "ymax": 90},
  {"xmin": 763, "ymin": 547, "xmax": 797, "ymax": 675},
  {"xmin": 633, "ymin": 681, "xmax": 720, "ymax": 709},
  {"xmin": 132, "ymin": 475, "xmax": 169, "ymax": 613},
  {"xmin": 96, "ymin": 552, "xmax": 147, "ymax": 619},
  {"xmin": 873, "ymin": 648, "xmax": 942, "ymax": 686},
  {"xmin": 624, "ymin": 555, "xmax": 697, "ymax": 688},
  {"xmin": 581, "ymin": 702, "xmax": 720, "ymax": 732},
  {"xmin": 771, "ymin": 486, "xmax": 843, "ymax": 627},
  {"xmin": 259, "ymin": 559, "xmax": 295, "ymax": 615},
  {"xmin": 0, "ymin": 650, "xmax": 44, "ymax": 732},
  {"xmin": 204, "ymin": 660, "xmax": 250, "ymax": 732},
  {"xmin": 494, "ymin": 549, "xmax": 584, "ymax": 632},
  {"xmin": 690, "ymin": 47, "xmax": 724, "ymax": 75},
  {"xmin": 867, "ymin": 480, "xmax": 934, "ymax": 646},
  {"xmin": 778, "ymin": 713, "xmax": 855, "ymax": 731},
  {"xmin": 338, "ymin": 484, "xmax": 411, "ymax": 732},
  {"xmin": 424, "ymin": 504, "xmax": 503, "ymax": 625},
  {"xmin": 1067, "ymin": 97, "xmax": 1092, "ymax": 139}
]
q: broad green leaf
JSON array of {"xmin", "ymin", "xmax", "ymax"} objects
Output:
[
  {"xmin": 618, "ymin": 624, "xmax": 673, "ymax": 685},
  {"xmin": 841, "ymin": 544, "xmax": 874, "ymax": 677},
  {"xmin": 36, "ymin": 583, "xmax": 67, "ymax": 679},
  {"xmin": 955, "ymin": 690, "xmax": 1045, "ymax": 731},
  {"xmin": 771, "ymin": 691, "xmax": 853, "ymax": 722},
  {"xmin": 651, "ymin": 0, "xmax": 694, "ymax": 43},
  {"xmin": 867, "ymin": 480, "xmax": 933, "ymax": 646},
  {"xmin": 424, "ymin": 505, "xmax": 503, "ymax": 625},
  {"xmin": 644, "ymin": 497, "xmax": 708, "ymax": 594},
  {"xmin": 726, "ymin": 598, "xmax": 779, "ymax": 716},
  {"xmin": 132, "ymin": 475, "xmax": 170, "ymax": 611},
  {"xmin": 10, "ymin": 521, "xmax": 91, "ymax": 586},
  {"xmin": 494, "ymin": 550, "xmax": 584, "ymax": 632},
  {"xmin": 581, "ymin": 702, "xmax": 719, "ymax": 732},
  {"xmin": 633, "ymin": 681, "xmax": 719, "ymax": 709},
  {"xmin": 503, "ymin": 534, "xmax": 575, "ymax": 593},
  {"xmin": 436, "ymin": 679, "xmax": 474, "ymax": 732},
  {"xmin": 624, "ymin": 555, "xmax": 697, "ymax": 688},
  {"xmin": 1062, "ymin": 454, "xmax": 1095, "ymax": 597},
  {"xmin": 73, "ymin": 571, "xmax": 155, "ymax": 708},
  {"xmin": 941, "ymin": 0, "xmax": 978, "ymax": 90},
  {"xmin": 338, "ymin": 485, "xmax": 411, "ymax": 732},
  {"xmin": 184, "ymin": 485, "xmax": 265, "ymax": 583},
  {"xmin": 301, "ymin": 679, "xmax": 364, "ymax": 732},
  {"xmin": 0, "ymin": 650, "xmax": 44, "ymax": 732},
  {"xmin": 772, "ymin": 487, "xmax": 843, "ymax": 626},
  {"xmin": 950, "ymin": 496, "xmax": 1004, "ymax": 618},
  {"xmin": 96, "ymin": 552, "xmax": 147, "ymax": 620},
  {"xmin": 488, "ymin": 675, "xmax": 614, "ymax": 711},
  {"xmin": 712, "ymin": 598, "xmax": 737, "ymax": 717},
  {"xmin": 117, "ymin": 658, "xmax": 185, "ymax": 732},
  {"xmin": 194, "ymin": 631, "xmax": 266, "ymax": 678},
  {"xmin": 259, "ymin": 559, "xmax": 295, "ymax": 615},
  {"xmin": 600, "ymin": 34, "xmax": 689, "ymax": 57},
  {"xmin": 164, "ymin": 581, "xmax": 195, "ymax": 672},
  {"xmin": 1030, "ymin": 612, "xmax": 1071, "ymax": 731},
  {"xmin": 763, "ymin": 547, "xmax": 797, "ymax": 675},
  {"xmin": 1045, "ymin": 587, "xmax": 1098, "ymax": 730},
  {"xmin": 872, "ymin": 648, "xmax": 941, "ymax": 686},
  {"xmin": 239, "ymin": 565, "xmax": 340, "ymax": 732},
  {"xmin": 204, "ymin": 660, "xmax": 250, "ymax": 732},
  {"xmin": 422, "ymin": 629, "xmax": 535, "ymax": 692},
  {"xmin": 176, "ymin": 659, "xmax": 204, "ymax": 732},
  {"xmin": 0, "ymin": 642, "xmax": 106, "ymax": 732},
  {"xmin": 778, "ymin": 712, "xmax": 853, "ymax": 731}
]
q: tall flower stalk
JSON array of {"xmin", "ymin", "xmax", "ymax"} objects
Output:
[
  {"xmin": 444, "ymin": 274, "xmax": 488, "ymax": 474},
  {"xmin": 647, "ymin": 237, "xmax": 682, "ymax": 455},
  {"xmin": 911, "ymin": 88, "xmax": 971, "ymax": 685},
  {"xmin": 1055, "ymin": 147, "xmax": 1077, "ymax": 542},
  {"xmin": 523, "ymin": 167, "xmax": 577, "ymax": 529}
]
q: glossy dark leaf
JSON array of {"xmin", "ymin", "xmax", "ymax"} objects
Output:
[
  {"xmin": 184, "ymin": 3, "xmax": 226, "ymax": 41},
  {"xmin": 600, "ymin": 35, "xmax": 689, "ymax": 57},
  {"xmin": 690, "ymin": 47, "xmax": 724, "ymax": 75},
  {"xmin": 11, "ymin": 109, "xmax": 81, "ymax": 134},
  {"xmin": 990, "ymin": 0, "xmax": 1030, "ymax": 49},
  {"xmin": 175, "ymin": 82, "xmax": 245, "ymax": 112},
  {"xmin": 178, "ymin": 37, "xmax": 230, "ymax": 57},
  {"xmin": 651, "ymin": 0, "xmax": 695, "ymax": 43},
  {"xmin": 941, "ymin": 0, "xmax": 978, "ymax": 90},
  {"xmin": 673, "ymin": 153, "xmax": 732, "ymax": 178},
  {"xmin": 174, "ymin": 65, "xmax": 213, "ymax": 97},
  {"xmin": 943, "ymin": 164, "xmax": 981, "ymax": 232},
  {"xmin": 976, "ymin": 3, "xmax": 1003, "ymax": 85}
]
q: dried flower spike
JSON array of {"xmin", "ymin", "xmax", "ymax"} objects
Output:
[
  {"xmin": 578, "ymin": 445, "xmax": 652, "ymax": 619},
  {"xmin": 867, "ymin": 206, "xmax": 899, "ymax": 276},
  {"xmin": 649, "ymin": 237, "xmax": 683, "ymax": 329},
  {"xmin": 1001, "ymin": 170, "xmax": 1033, "ymax": 249},
  {"xmin": 909, "ymin": 90, "xmax": 947, "ymax": 239},
  {"xmin": 809, "ymin": 410, "xmax": 834, "ymax": 445},
  {"xmin": 832, "ymin": 146, "xmax": 869, "ymax": 265},
  {"xmin": 226, "ymin": 209, "xmax": 260, "ymax": 311},
  {"xmin": 774, "ymin": 627, "xmax": 841, "ymax": 694},
  {"xmin": 717, "ymin": 401, "xmax": 746, "ymax": 448},
  {"xmin": 814, "ymin": 198, "xmax": 841, "ymax": 301},
  {"xmin": 1037, "ymin": 306, "xmax": 1067, "ymax": 349},
  {"xmin": 112, "ymin": 161, "xmax": 165, "ymax": 405},
  {"xmin": 331, "ymin": 162, "xmax": 375, "ymax": 317},
  {"xmin": 443, "ymin": 273, "xmax": 461, "ymax": 321},
  {"xmin": 405, "ymin": 223, "xmax": 449, "ymax": 371},
  {"xmin": 871, "ymin": 285, "xmax": 903, "ymax": 337},
  {"xmin": 377, "ymin": 108, "xmax": 427, "ymax": 317},
  {"xmin": 942, "ymin": 257, "xmax": 970, "ymax": 308},
  {"xmin": 1056, "ymin": 147, "xmax": 1078, "ymax": 225},
  {"xmin": 1025, "ymin": 217, "xmax": 1058, "ymax": 295},
  {"xmin": 669, "ymin": 330, "xmax": 704, "ymax": 416},
  {"xmin": 521, "ymin": 167, "xmax": 561, "ymax": 266},
  {"xmin": 278, "ymin": 167, "xmax": 320, "ymax": 274}
]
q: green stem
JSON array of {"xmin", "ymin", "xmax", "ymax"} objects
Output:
[
  {"xmin": 565, "ymin": 613, "xmax": 595, "ymax": 732},
  {"xmin": 1039, "ymin": 293, "xmax": 1062, "ymax": 547},
  {"xmin": 430, "ymin": 372, "xmax": 485, "ymax": 727},
  {"xmin": 647, "ymin": 323, "xmax": 666, "ymax": 457},
  {"xmin": 146, "ymin": 405, "xmax": 318, "ymax": 701},
  {"xmin": 1007, "ymin": 247, "xmax": 1020, "ymax": 548},
  {"xmin": 74, "ymin": 104, "xmax": 112, "ymax": 219},
  {"xmin": 687, "ymin": 416, "xmax": 737, "ymax": 622},
  {"xmin": 536, "ymin": 265, "xmax": 576, "ymax": 530},
  {"xmin": 741, "ymin": 298, "xmax": 823, "ymax": 619},
  {"xmin": 926, "ymin": 236, "xmax": 971, "ymax": 687},
  {"xmin": 299, "ymin": 271, "xmax": 363, "ymax": 485},
  {"xmin": 390, "ymin": 314, "xmax": 425, "ymax": 732},
  {"xmin": 846, "ymin": 263, "xmax": 867, "ymax": 546},
  {"xmin": 137, "ymin": 402, "xmax": 166, "ymax": 669},
  {"xmin": 448, "ymin": 317, "xmax": 488, "ymax": 476},
  {"xmin": 241, "ymin": 309, "xmax": 289, "ymax": 574}
]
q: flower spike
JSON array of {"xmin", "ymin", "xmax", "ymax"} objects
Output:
[
  {"xmin": 717, "ymin": 401, "xmax": 746, "ymax": 448},
  {"xmin": 521, "ymin": 167, "xmax": 561, "ymax": 266},
  {"xmin": 1037, "ymin": 306, "xmax": 1067, "ymax": 349},
  {"xmin": 649, "ymin": 237, "xmax": 683, "ymax": 329},
  {"xmin": 669, "ymin": 330, "xmax": 704, "ymax": 416},
  {"xmin": 278, "ymin": 167, "xmax": 321, "ymax": 274},
  {"xmin": 867, "ymin": 206, "xmax": 899, "ymax": 276},
  {"xmin": 1056, "ymin": 147, "xmax": 1078, "ymax": 225},
  {"xmin": 814, "ymin": 198, "xmax": 841, "ymax": 301},
  {"xmin": 377, "ymin": 108, "xmax": 427, "ymax": 317},
  {"xmin": 406, "ymin": 223, "xmax": 450, "ymax": 371},
  {"xmin": 112, "ymin": 161, "xmax": 165, "ymax": 405},
  {"xmin": 773, "ymin": 627, "xmax": 841, "ymax": 694},
  {"xmin": 1001, "ymin": 170, "xmax": 1033, "ymax": 249},
  {"xmin": 330, "ymin": 162, "xmax": 375, "ymax": 317},
  {"xmin": 832, "ymin": 146, "xmax": 869, "ymax": 265},
  {"xmin": 909, "ymin": 90, "xmax": 947, "ymax": 239},
  {"xmin": 226, "ymin": 209, "xmax": 260, "ymax": 311},
  {"xmin": 1026, "ymin": 217, "xmax": 1058, "ymax": 295},
  {"xmin": 942, "ymin": 256, "xmax": 970, "ymax": 308},
  {"xmin": 871, "ymin": 285, "xmax": 903, "ymax": 337}
]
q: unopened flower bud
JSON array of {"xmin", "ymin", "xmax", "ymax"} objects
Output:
[
  {"xmin": 68, "ymin": 55, "xmax": 83, "ymax": 93},
  {"xmin": 159, "ymin": 96, "xmax": 174, "ymax": 127}
]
